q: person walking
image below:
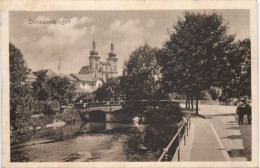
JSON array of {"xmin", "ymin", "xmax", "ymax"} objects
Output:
[
  {"xmin": 236, "ymin": 100, "xmax": 246, "ymax": 124},
  {"xmin": 245, "ymin": 101, "xmax": 251, "ymax": 124}
]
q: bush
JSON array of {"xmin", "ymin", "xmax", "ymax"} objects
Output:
[
  {"xmin": 61, "ymin": 108, "xmax": 81, "ymax": 124},
  {"xmin": 126, "ymin": 102, "xmax": 184, "ymax": 158}
]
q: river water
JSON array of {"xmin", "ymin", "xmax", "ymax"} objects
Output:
[{"xmin": 11, "ymin": 122, "xmax": 157, "ymax": 162}]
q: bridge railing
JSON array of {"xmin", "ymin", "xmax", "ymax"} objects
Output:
[
  {"xmin": 74, "ymin": 101, "xmax": 124, "ymax": 108},
  {"xmin": 157, "ymin": 112, "xmax": 191, "ymax": 162}
]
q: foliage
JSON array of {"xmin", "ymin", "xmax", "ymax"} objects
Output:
[
  {"xmin": 32, "ymin": 70, "xmax": 50, "ymax": 101},
  {"xmin": 126, "ymin": 103, "xmax": 183, "ymax": 157},
  {"xmin": 221, "ymin": 39, "xmax": 251, "ymax": 99},
  {"xmin": 208, "ymin": 87, "xmax": 222, "ymax": 100},
  {"xmin": 47, "ymin": 76, "xmax": 76, "ymax": 105},
  {"xmin": 10, "ymin": 42, "xmax": 76, "ymax": 135},
  {"xmin": 157, "ymin": 12, "xmax": 235, "ymax": 114},
  {"xmin": 33, "ymin": 72, "xmax": 76, "ymax": 105},
  {"xmin": 9, "ymin": 42, "xmax": 33, "ymax": 131},
  {"xmin": 94, "ymin": 77, "xmax": 122, "ymax": 102},
  {"xmin": 61, "ymin": 108, "xmax": 82, "ymax": 124},
  {"xmin": 121, "ymin": 44, "xmax": 166, "ymax": 117},
  {"xmin": 74, "ymin": 92, "xmax": 94, "ymax": 103}
]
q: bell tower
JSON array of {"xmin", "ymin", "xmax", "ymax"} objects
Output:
[
  {"xmin": 89, "ymin": 40, "xmax": 100, "ymax": 71},
  {"xmin": 107, "ymin": 42, "xmax": 118, "ymax": 76}
]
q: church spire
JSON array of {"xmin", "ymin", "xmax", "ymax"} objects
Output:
[
  {"xmin": 111, "ymin": 42, "xmax": 114, "ymax": 52},
  {"xmin": 108, "ymin": 41, "xmax": 116, "ymax": 57},
  {"xmin": 90, "ymin": 40, "xmax": 99, "ymax": 56},
  {"xmin": 92, "ymin": 40, "xmax": 96, "ymax": 51}
]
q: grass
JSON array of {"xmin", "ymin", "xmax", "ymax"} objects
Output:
[{"xmin": 235, "ymin": 115, "xmax": 252, "ymax": 161}]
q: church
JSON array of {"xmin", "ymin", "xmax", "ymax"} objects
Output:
[
  {"xmin": 70, "ymin": 40, "xmax": 119, "ymax": 93},
  {"xmin": 78, "ymin": 40, "xmax": 118, "ymax": 80},
  {"xmin": 32, "ymin": 40, "xmax": 119, "ymax": 94}
]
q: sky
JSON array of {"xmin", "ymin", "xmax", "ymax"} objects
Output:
[{"xmin": 9, "ymin": 10, "xmax": 250, "ymax": 75}]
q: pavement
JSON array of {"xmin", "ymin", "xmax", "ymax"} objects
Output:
[{"xmin": 177, "ymin": 104, "xmax": 248, "ymax": 161}]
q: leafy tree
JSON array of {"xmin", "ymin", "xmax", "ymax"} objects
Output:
[
  {"xmin": 9, "ymin": 43, "xmax": 32, "ymax": 131},
  {"xmin": 32, "ymin": 70, "xmax": 50, "ymax": 101},
  {"xmin": 222, "ymin": 39, "xmax": 251, "ymax": 99},
  {"xmin": 121, "ymin": 44, "xmax": 162, "ymax": 117},
  {"xmin": 208, "ymin": 87, "xmax": 222, "ymax": 100},
  {"xmin": 33, "ymin": 71, "xmax": 76, "ymax": 114},
  {"xmin": 47, "ymin": 76, "xmax": 76, "ymax": 110},
  {"xmin": 157, "ymin": 12, "xmax": 235, "ymax": 114},
  {"xmin": 94, "ymin": 77, "xmax": 122, "ymax": 102},
  {"xmin": 74, "ymin": 92, "xmax": 94, "ymax": 103}
]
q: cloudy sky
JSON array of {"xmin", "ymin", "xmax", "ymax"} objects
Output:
[{"xmin": 10, "ymin": 10, "xmax": 250, "ymax": 75}]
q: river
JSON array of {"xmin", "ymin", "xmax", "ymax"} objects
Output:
[{"xmin": 11, "ymin": 122, "xmax": 158, "ymax": 162}]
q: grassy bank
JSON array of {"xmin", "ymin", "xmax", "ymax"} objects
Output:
[
  {"xmin": 11, "ymin": 108, "xmax": 82, "ymax": 144},
  {"xmin": 125, "ymin": 103, "xmax": 184, "ymax": 161}
]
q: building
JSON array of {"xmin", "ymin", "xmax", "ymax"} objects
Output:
[
  {"xmin": 70, "ymin": 73, "xmax": 104, "ymax": 94},
  {"xmin": 25, "ymin": 71, "xmax": 37, "ymax": 83},
  {"xmin": 79, "ymin": 40, "xmax": 118, "ymax": 81},
  {"xmin": 32, "ymin": 40, "xmax": 118, "ymax": 94}
]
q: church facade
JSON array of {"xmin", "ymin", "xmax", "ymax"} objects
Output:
[
  {"xmin": 78, "ymin": 40, "xmax": 118, "ymax": 81},
  {"xmin": 32, "ymin": 41, "xmax": 119, "ymax": 95}
]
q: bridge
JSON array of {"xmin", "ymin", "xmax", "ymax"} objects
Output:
[
  {"xmin": 76, "ymin": 101, "xmax": 124, "ymax": 113},
  {"xmin": 74, "ymin": 101, "xmax": 127, "ymax": 122},
  {"xmin": 74, "ymin": 100, "xmax": 180, "ymax": 122}
]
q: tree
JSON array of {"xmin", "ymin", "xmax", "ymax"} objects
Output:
[
  {"xmin": 121, "ymin": 44, "xmax": 162, "ymax": 117},
  {"xmin": 222, "ymin": 39, "xmax": 251, "ymax": 99},
  {"xmin": 47, "ymin": 76, "xmax": 76, "ymax": 111},
  {"xmin": 94, "ymin": 77, "xmax": 122, "ymax": 102},
  {"xmin": 33, "ymin": 71, "xmax": 76, "ymax": 114},
  {"xmin": 32, "ymin": 70, "xmax": 50, "ymax": 101},
  {"xmin": 9, "ymin": 43, "xmax": 31, "ymax": 131},
  {"xmin": 157, "ymin": 12, "xmax": 235, "ymax": 114},
  {"xmin": 208, "ymin": 87, "xmax": 222, "ymax": 100}
]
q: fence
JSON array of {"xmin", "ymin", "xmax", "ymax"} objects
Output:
[
  {"xmin": 157, "ymin": 112, "xmax": 191, "ymax": 162},
  {"xmin": 175, "ymin": 100, "xmax": 219, "ymax": 105}
]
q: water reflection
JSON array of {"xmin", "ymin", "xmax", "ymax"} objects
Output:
[{"xmin": 11, "ymin": 121, "xmax": 151, "ymax": 162}]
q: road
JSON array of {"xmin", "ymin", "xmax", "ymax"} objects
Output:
[{"xmin": 180, "ymin": 104, "xmax": 247, "ymax": 161}]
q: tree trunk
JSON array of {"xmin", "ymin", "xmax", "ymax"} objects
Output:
[
  {"xmin": 187, "ymin": 96, "xmax": 190, "ymax": 110},
  {"xmin": 185, "ymin": 96, "xmax": 188, "ymax": 109},
  {"xmin": 196, "ymin": 97, "xmax": 199, "ymax": 115},
  {"xmin": 191, "ymin": 94, "xmax": 194, "ymax": 111}
]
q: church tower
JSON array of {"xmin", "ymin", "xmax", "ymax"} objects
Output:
[
  {"xmin": 89, "ymin": 40, "xmax": 100, "ymax": 72},
  {"xmin": 107, "ymin": 42, "xmax": 118, "ymax": 77}
]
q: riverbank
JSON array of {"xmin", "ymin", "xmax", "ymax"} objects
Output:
[
  {"xmin": 11, "ymin": 104, "xmax": 185, "ymax": 161},
  {"xmin": 11, "ymin": 108, "xmax": 82, "ymax": 145}
]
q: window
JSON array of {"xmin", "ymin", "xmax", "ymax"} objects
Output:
[
  {"xmin": 95, "ymin": 63, "xmax": 98, "ymax": 70},
  {"xmin": 114, "ymin": 65, "xmax": 116, "ymax": 70}
]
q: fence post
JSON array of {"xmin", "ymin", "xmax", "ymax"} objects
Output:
[
  {"xmin": 187, "ymin": 123, "xmax": 189, "ymax": 136},
  {"xmin": 178, "ymin": 132, "xmax": 181, "ymax": 161},
  {"xmin": 189, "ymin": 115, "xmax": 191, "ymax": 129},
  {"xmin": 163, "ymin": 148, "xmax": 168, "ymax": 162},
  {"xmin": 184, "ymin": 132, "xmax": 186, "ymax": 145},
  {"xmin": 165, "ymin": 153, "xmax": 168, "ymax": 162}
]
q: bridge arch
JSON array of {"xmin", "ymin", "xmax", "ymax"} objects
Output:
[{"xmin": 89, "ymin": 110, "xmax": 106, "ymax": 122}]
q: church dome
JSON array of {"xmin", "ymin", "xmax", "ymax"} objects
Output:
[{"xmin": 90, "ymin": 50, "xmax": 99, "ymax": 56}]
